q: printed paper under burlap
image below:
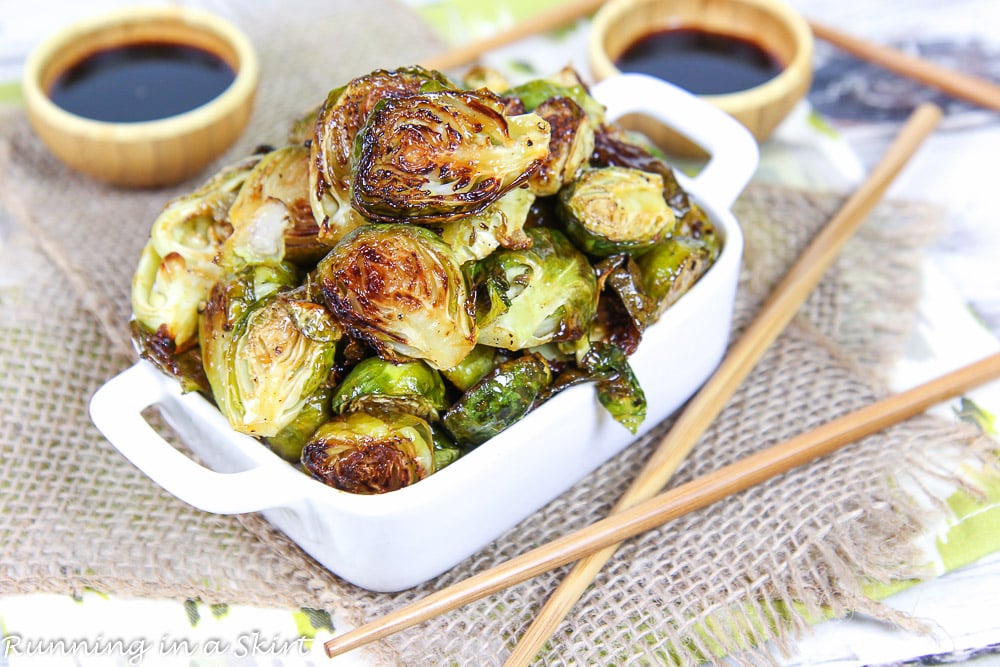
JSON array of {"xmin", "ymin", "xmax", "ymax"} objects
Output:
[{"xmin": 1, "ymin": 4, "xmax": 994, "ymax": 664}]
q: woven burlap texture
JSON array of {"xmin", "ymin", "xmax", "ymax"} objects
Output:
[{"xmin": 0, "ymin": 3, "xmax": 989, "ymax": 664}]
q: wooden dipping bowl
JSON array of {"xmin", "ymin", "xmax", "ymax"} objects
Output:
[
  {"xmin": 22, "ymin": 6, "xmax": 258, "ymax": 187},
  {"xmin": 589, "ymin": 0, "xmax": 813, "ymax": 157}
]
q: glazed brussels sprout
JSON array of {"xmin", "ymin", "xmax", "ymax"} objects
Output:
[
  {"xmin": 580, "ymin": 341, "xmax": 646, "ymax": 434},
  {"xmin": 131, "ymin": 156, "xmax": 258, "ymax": 350},
  {"xmin": 200, "ymin": 267, "xmax": 341, "ymax": 437},
  {"xmin": 316, "ymin": 224, "xmax": 476, "ymax": 370},
  {"xmin": 352, "ymin": 89, "xmax": 550, "ymax": 223},
  {"xmin": 221, "ymin": 145, "xmax": 325, "ymax": 269},
  {"xmin": 473, "ymin": 227, "xmax": 598, "ymax": 350},
  {"xmin": 301, "ymin": 411, "xmax": 436, "ymax": 494},
  {"xmin": 559, "ymin": 167, "xmax": 676, "ymax": 257},
  {"xmin": 310, "ymin": 67, "xmax": 455, "ymax": 244},
  {"xmin": 637, "ymin": 236, "xmax": 718, "ymax": 314},
  {"xmin": 329, "ymin": 356, "xmax": 448, "ymax": 419},
  {"xmin": 439, "ymin": 344, "xmax": 499, "ymax": 392},
  {"xmin": 442, "ymin": 353, "xmax": 552, "ymax": 448},
  {"xmin": 436, "ymin": 187, "xmax": 534, "ymax": 265},
  {"xmin": 527, "ymin": 96, "xmax": 595, "ymax": 196},
  {"xmin": 431, "ymin": 426, "xmax": 463, "ymax": 470},
  {"xmin": 264, "ymin": 388, "xmax": 332, "ymax": 461}
]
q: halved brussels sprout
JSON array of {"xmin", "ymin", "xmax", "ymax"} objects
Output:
[
  {"xmin": 221, "ymin": 146, "xmax": 326, "ymax": 270},
  {"xmin": 436, "ymin": 187, "xmax": 535, "ymax": 264},
  {"xmin": 316, "ymin": 224, "xmax": 476, "ymax": 370},
  {"xmin": 473, "ymin": 227, "xmax": 598, "ymax": 350},
  {"xmin": 264, "ymin": 388, "xmax": 332, "ymax": 461},
  {"xmin": 132, "ymin": 156, "xmax": 259, "ymax": 350},
  {"xmin": 351, "ymin": 89, "xmax": 550, "ymax": 223},
  {"xmin": 591, "ymin": 124, "xmax": 696, "ymax": 223},
  {"xmin": 200, "ymin": 266, "xmax": 340, "ymax": 437},
  {"xmin": 310, "ymin": 67, "xmax": 455, "ymax": 244},
  {"xmin": 527, "ymin": 96, "xmax": 595, "ymax": 196},
  {"xmin": 559, "ymin": 167, "xmax": 676, "ymax": 257},
  {"xmin": 301, "ymin": 411, "xmax": 436, "ymax": 494},
  {"xmin": 442, "ymin": 353, "xmax": 552, "ymax": 448},
  {"xmin": 330, "ymin": 356, "xmax": 448, "ymax": 419}
]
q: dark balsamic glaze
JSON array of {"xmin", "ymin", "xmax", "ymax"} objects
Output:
[
  {"xmin": 48, "ymin": 42, "xmax": 235, "ymax": 123},
  {"xmin": 615, "ymin": 28, "xmax": 783, "ymax": 95}
]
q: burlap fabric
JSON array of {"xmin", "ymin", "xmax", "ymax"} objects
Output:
[{"xmin": 0, "ymin": 2, "xmax": 993, "ymax": 664}]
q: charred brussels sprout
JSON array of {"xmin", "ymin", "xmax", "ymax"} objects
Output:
[
  {"xmin": 310, "ymin": 67, "xmax": 455, "ymax": 244},
  {"xmin": 222, "ymin": 146, "xmax": 326, "ymax": 269},
  {"xmin": 527, "ymin": 96, "xmax": 596, "ymax": 196},
  {"xmin": 436, "ymin": 187, "xmax": 534, "ymax": 265},
  {"xmin": 330, "ymin": 356, "xmax": 448, "ymax": 419},
  {"xmin": 559, "ymin": 167, "xmax": 676, "ymax": 257},
  {"xmin": 503, "ymin": 69, "xmax": 606, "ymax": 124},
  {"xmin": 442, "ymin": 353, "xmax": 552, "ymax": 448},
  {"xmin": 352, "ymin": 89, "xmax": 550, "ymax": 223},
  {"xmin": 132, "ymin": 157, "xmax": 258, "ymax": 350},
  {"xmin": 317, "ymin": 224, "xmax": 476, "ymax": 370},
  {"xmin": 431, "ymin": 426, "xmax": 462, "ymax": 470},
  {"xmin": 302, "ymin": 411, "xmax": 436, "ymax": 494},
  {"xmin": 200, "ymin": 266, "xmax": 340, "ymax": 438},
  {"xmin": 473, "ymin": 227, "xmax": 598, "ymax": 350}
]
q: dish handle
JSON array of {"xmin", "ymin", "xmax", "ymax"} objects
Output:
[
  {"xmin": 591, "ymin": 73, "xmax": 759, "ymax": 209},
  {"xmin": 89, "ymin": 361, "xmax": 302, "ymax": 514}
]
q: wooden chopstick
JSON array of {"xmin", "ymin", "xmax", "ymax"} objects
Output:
[
  {"xmin": 808, "ymin": 20, "xmax": 1000, "ymax": 113},
  {"xmin": 498, "ymin": 100, "xmax": 942, "ymax": 667},
  {"xmin": 325, "ymin": 348, "xmax": 1000, "ymax": 659}
]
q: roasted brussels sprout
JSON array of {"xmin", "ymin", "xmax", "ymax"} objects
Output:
[
  {"xmin": 200, "ymin": 266, "xmax": 341, "ymax": 437},
  {"xmin": 637, "ymin": 236, "xmax": 717, "ymax": 314},
  {"xmin": 352, "ymin": 89, "xmax": 550, "ymax": 223},
  {"xmin": 503, "ymin": 68, "xmax": 606, "ymax": 124},
  {"xmin": 462, "ymin": 64, "xmax": 511, "ymax": 93},
  {"xmin": 473, "ymin": 227, "xmax": 598, "ymax": 350},
  {"xmin": 431, "ymin": 426, "xmax": 462, "ymax": 470},
  {"xmin": 442, "ymin": 353, "xmax": 552, "ymax": 448},
  {"xmin": 436, "ymin": 187, "xmax": 534, "ymax": 264},
  {"xmin": 439, "ymin": 344, "xmax": 498, "ymax": 392},
  {"xmin": 131, "ymin": 157, "xmax": 258, "ymax": 350},
  {"xmin": 330, "ymin": 356, "xmax": 448, "ymax": 419},
  {"xmin": 559, "ymin": 166, "xmax": 676, "ymax": 257},
  {"xmin": 316, "ymin": 224, "xmax": 476, "ymax": 370},
  {"xmin": 264, "ymin": 388, "xmax": 332, "ymax": 461},
  {"xmin": 221, "ymin": 146, "xmax": 326, "ymax": 269},
  {"xmin": 301, "ymin": 411, "xmax": 436, "ymax": 494},
  {"xmin": 310, "ymin": 67, "xmax": 455, "ymax": 243},
  {"xmin": 527, "ymin": 96, "xmax": 595, "ymax": 196},
  {"xmin": 580, "ymin": 341, "xmax": 646, "ymax": 434}
]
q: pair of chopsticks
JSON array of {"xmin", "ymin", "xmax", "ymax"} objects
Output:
[{"xmin": 326, "ymin": 5, "xmax": 1000, "ymax": 663}]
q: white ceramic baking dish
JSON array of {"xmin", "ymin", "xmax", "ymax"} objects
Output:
[{"xmin": 90, "ymin": 73, "xmax": 758, "ymax": 592}]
